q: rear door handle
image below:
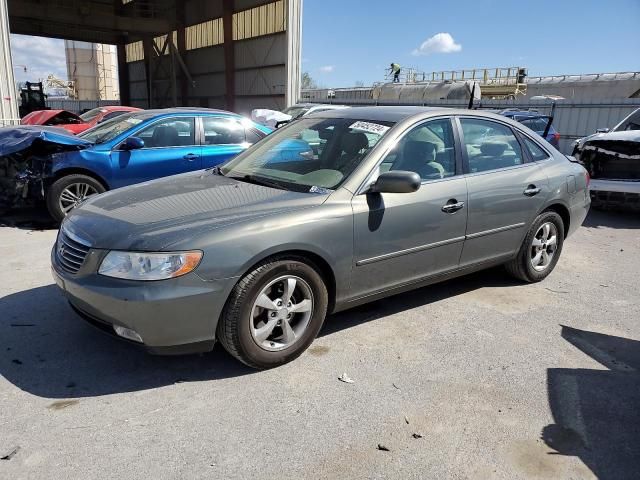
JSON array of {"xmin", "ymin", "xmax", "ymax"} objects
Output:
[
  {"xmin": 183, "ymin": 153, "xmax": 198, "ymax": 161},
  {"xmin": 523, "ymin": 185, "xmax": 541, "ymax": 196},
  {"xmin": 442, "ymin": 200, "xmax": 465, "ymax": 214}
]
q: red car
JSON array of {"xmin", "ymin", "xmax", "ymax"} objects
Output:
[{"xmin": 20, "ymin": 106, "xmax": 141, "ymax": 134}]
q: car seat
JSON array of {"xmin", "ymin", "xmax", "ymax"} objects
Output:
[
  {"xmin": 151, "ymin": 125, "xmax": 180, "ymax": 147},
  {"xmin": 394, "ymin": 140, "xmax": 443, "ymax": 179},
  {"xmin": 337, "ymin": 132, "xmax": 369, "ymax": 170}
]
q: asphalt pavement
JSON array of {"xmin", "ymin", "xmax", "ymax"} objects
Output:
[{"xmin": 1, "ymin": 208, "xmax": 639, "ymax": 479}]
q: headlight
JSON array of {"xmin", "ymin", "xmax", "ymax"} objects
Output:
[{"xmin": 98, "ymin": 251, "xmax": 203, "ymax": 280}]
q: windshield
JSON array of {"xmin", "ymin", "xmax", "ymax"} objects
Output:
[
  {"xmin": 220, "ymin": 117, "xmax": 395, "ymax": 192},
  {"xmin": 78, "ymin": 113, "xmax": 149, "ymax": 144},
  {"xmin": 79, "ymin": 107, "xmax": 104, "ymax": 122},
  {"xmin": 282, "ymin": 106, "xmax": 310, "ymax": 119}
]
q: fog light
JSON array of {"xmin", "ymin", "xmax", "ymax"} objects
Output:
[{"xmin": 113, "ymin": 325, "xmax": 143, "ymax": 343}]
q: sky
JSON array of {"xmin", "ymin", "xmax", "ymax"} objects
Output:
[
  {"xmin": 302, "ymin": 0, "xmax": 640, "ymax": 87},
  {"xmin": 9, "ymin": 0, "xmax": 640, "ymax": 88}
]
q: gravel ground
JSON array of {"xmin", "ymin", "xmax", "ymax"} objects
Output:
[{"xmin": 1, "ymin": 208, "xmax": 638, "ymax": 480}]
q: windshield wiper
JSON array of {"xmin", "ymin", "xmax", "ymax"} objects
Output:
[{"xmin": 230, "ymin": 174, "xmax": 287, "ymax": 190}]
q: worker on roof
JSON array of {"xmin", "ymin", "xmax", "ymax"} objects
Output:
[{"xmin": 390, "ymin": 63, "xmax": 401, "ymax": 83}]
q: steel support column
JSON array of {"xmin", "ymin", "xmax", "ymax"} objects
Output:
[
  {"xmin": 285, "ymin": 0, "xmax": 303, "ymax": 107},
  {"xmin": 116, "ymin": 44, "xmax": 130, "ymax": 105},
  {"xmin": 0, "ymin": 0, "xmax": 19, "ymax": 125},
  {"xmin": 222, "ymin": 0, "xmax": 235, "ymax": 112}
]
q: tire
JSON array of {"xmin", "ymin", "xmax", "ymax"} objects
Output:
[
  {"xmin": 217, "ymin": 256, "xmax": 329, "ymax": 369},
  {"xmin": 46, "ymin": 174, "xmax": 106, "ymax": 222},
  {"xmin": 505, "ymin": 211, "xmax": 565, "ymax": 283}
]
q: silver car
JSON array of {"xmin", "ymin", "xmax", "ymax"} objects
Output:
[{"xmin": 51, "ymin": 107, "xmax": 590, "ymax": 369}]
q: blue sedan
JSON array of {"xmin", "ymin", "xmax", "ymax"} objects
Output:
[{"xmin": 0, "ymin": 108, "xmax": 271, "ymax": 221}]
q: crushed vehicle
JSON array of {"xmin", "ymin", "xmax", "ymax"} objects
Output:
[
  {"xmin": 572, "ymin": 108, "xmax": 640, "ymax": 210},
  {"xmin": 252, "ymin": 103, "xmax": 349, "ymax": 129},
  {"xmin": 1, "ymin": 109, "xmax": 271, "ymax": 220},
  {"xmin": 20, "ymin": 106, "xmax": 141, "ymax": 135}
]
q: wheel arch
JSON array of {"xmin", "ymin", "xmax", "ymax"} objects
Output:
[
  {"xmin": 233, "ymin": 248, "xmax": 338, "ymax": 314},
  {"xmin": 542, "ymin": 202, "xmax": 570, "ymax": 238},
  {"xmin": 50, "ymin": 167, "xmax": 110, "ymax": 191}
]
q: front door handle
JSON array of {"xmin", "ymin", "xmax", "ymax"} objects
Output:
[
  {"xmin": 523, "ymin": 185, "xmax": 541, "ymax": 196},
  {"xmin": 183, "ymin": 153, "xmax": 198, "ymax": 161},
  {"xmin": 442, "ymin": 200, "xmax": 465, "ymax": 214}
]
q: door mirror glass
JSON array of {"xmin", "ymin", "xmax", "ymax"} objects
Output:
[
  {"xmin": 122, "ymin": 136, "xmax": 145, "ymax": 150},
  {"xmin": 369, "ymin": 171, "xmax": 421, "ymax": 194}
]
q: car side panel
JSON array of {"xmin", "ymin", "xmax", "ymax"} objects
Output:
[
  {"xmin": 51, "ymin": 149, "xmax": 115, "ymax": 187},
  {"xmin": 166, "ymin": 195, "xmax": 355, "ymax": 311},
  {"xmin": 460, "ymin": 163, "xmax": 550, "ymax": 266}
]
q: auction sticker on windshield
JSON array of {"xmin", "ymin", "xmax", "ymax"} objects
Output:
[{"xmin": 349, "ymin": 121, "xmax": 390, "ymax": 135}]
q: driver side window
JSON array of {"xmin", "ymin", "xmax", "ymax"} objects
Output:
[
  {"xmin": 381, "ymin": 118, "xmax": 456, "ymax": 180},
  {"xmin": 135, "ymin": 117, "xmax": 195, "ymax": 148}
]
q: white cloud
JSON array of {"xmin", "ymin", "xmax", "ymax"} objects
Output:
[
  {"xmin": 319, "ymin": 65, "xmax": 335, "ymax": 73},
  {"xmin": 10, "ymin": 35, "xmax": 68, "ymax": 83},
  {"xmin": 412, "ymin": 33, "xmax": 462, "ymax": 56}
]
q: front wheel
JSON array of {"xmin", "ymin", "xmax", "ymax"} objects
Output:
[
  {"xmin": 46, "ymin": 174, "xmax": 106, "ymax": 222},
  {"xmin": 505, "ymin": 211, "xmax": 565, "ymax": 283},
  {"xmin": 217, "ymin": 257, "xmax": 329, "ymax": 369}
]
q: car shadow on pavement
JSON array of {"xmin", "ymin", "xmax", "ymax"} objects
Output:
[
  {"xmin": 2, "ymin": 268, "xmax": 520, "ymax": 398},
  {"xmin": 542, "ymin": 325, "xmax": 640, "ymax": 480},
  {"xmin": 0, "ymin": 207, "xmax": 58, "ymax": 231},
  {"xmin": 583, "ymin": 208, "xmax": 640, "ymax": 229},
  {"xmin": 321, "ymin": 266, "xmax": 520, "ymax": 337},
  {"xmin": 1, "ymin": 284, "xmax": 254, "ymax": 399}
]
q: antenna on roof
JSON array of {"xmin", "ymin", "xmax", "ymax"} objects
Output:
[
  {"xmin": 468, "ymin": 82, "xmax": 476, "ymax": 110},
  {"xmin": 542, "ymin": 102, "xmax": 557, "ymax": 138}
]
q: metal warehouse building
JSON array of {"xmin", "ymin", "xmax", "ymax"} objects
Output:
[{"xmin": 0, "ymin": 0, "xmax": 302, "ymax": 123}]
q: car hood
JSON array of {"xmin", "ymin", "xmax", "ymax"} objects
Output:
[
  {"xmin": 577, "ymin": 130, "xmax": 640, "ymax": 147},
  {"xmin": 64, "ymin": 170, "xmax": 329, "ymax": 251},
  {"xmin": 0, "ymin": 126, "xmax": 92, "ymax": 157}
]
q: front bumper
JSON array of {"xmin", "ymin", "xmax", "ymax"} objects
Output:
[
  {"xmin": 590, "ymin": 179, "xmax": 640, "ymax": 210},
  {"xmin": 51, "ymin": 246, "xmax": 236, "ymax": 354}
]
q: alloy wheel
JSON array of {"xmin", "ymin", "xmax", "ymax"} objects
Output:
[
  {"xmin": 250, "ymin": 275, "xmax": 314, "ymax": 352},
  {"xmin": 530, "ymin": 222, "xmax": 558, "ymax": 272},
  {"xmin": 59, "ymin": 183, "xmax": 99, "ymax": 214}
]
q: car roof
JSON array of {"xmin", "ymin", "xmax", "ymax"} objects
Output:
[
  {"xmin": 500, "ymin": 110, "xmax": 548, "ymax": 118},
  {"xmin": 307, "ymin": 105, "xmax": 521, "ymax": 123},
  {"xmin": 133, "ymin": 107, "xmax": 241, "ymax": 117}
]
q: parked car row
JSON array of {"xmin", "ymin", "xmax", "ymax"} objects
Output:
[
  {"xmin": 1, "ymin": 108, "xmax": 271, "ymax": 220},
  {"xmin": 47, "ymin": 106, "xmax": 590, "ymax": 369}
]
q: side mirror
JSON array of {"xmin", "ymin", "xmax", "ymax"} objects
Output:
[
  {"xmin": 121, "ymin": 136, "xmax": 144, "ymax": 150},
  {"xmin": 596, "ymin": 128, "xmax": 610, "ymax": 134},
  {"xmin": 369, "ymin": 171, "xmax": 421, "ymax": 194}
]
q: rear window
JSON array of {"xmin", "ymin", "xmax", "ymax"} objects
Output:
[
  {"xmin": 520, "ymin": 117, "xmax": 549, "ymax": 132},
  {"xmin": 523, "ymin": 136, "xmax": 550, "ymax": 161}
]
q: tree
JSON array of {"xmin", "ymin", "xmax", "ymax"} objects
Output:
[
  {"xmin": 301, "ymin": 72, "xmax": 317, "ymax": 90},
  {"xmin": 354, "ymin": 80, "xmax": 365, "ymax": 87}
]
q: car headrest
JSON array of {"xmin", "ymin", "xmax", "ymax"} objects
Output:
[
  {"xmin": 480, "ymin": 142, "xmax": 508, "ymax": 156},
  {"xmin": 152, "ymin": 125, "xmax": 180, "ymax": 147},
  {"xmin": 403, "ymin": 140, "xmax": 436, "ymax": 161},
  {"xmin": 341, "ymin": 132, "xmax": 369, "ymax": 155}
]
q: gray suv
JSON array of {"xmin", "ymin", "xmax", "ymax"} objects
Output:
[{"xmin": 51, "ymin": 107, "xmax": 590, "ymax": 369}]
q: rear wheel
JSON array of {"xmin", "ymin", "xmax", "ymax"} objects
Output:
[
  {"xmin": 46, "ymin": 174, "xmax": 105, "ymax": 222},
  {"xmin": 217, "ymin": 256, "xmax": 328, "ymax": 369},
  {"xmin": 505, "ymin": 211, "xmax": 565, "ymax": 283}
]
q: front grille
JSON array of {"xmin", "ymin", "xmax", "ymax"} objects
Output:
[{"xmin": 56, "ymin": 230, "xmax": 91, "ymax": 274}]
